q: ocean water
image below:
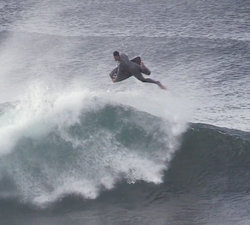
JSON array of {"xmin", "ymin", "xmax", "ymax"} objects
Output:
[{"xmin": 0, "ymin": 0, "xmax": 250, "ymax": 224}]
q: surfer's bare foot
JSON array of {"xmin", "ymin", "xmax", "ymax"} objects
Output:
[
  {"xmin": 140, "ymin": 60, "xmax": 145, "ymax": 70},
  {"xmin": 157, "ymin": 81, "xmax": 167, "ymax": 90}
]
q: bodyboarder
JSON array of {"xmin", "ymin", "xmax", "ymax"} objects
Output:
[{"xmin": 110, "ymin": 51, "xmax": 167, "ymax": 90}]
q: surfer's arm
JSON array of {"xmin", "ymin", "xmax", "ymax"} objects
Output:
[
  {"xmin": 112, "ymin": 66, "xmax": 120, "ymax": 83},
  {"xmin": 109, "ymin": 67, "xmax": 118, "ymax": 82},
  {"xmin": 109, "ymin": 62, "xmax": 126, "ymax": 82},
  {"xmin": 112, "ymin": 62, "xmax": 126, "ymax": 83}
]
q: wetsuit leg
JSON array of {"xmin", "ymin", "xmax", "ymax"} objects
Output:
[
  {"xmin": 130, "ymin": 56, "xmax": 141, "ymax": 65},
  {"xmin": 139, "ymin": 65, "xmax": 151, "ymax": 75},
  {"xmin": 133, "ymin": 70, "xmax": 159, "ymax": 85},
  {"xmin": 130, "ymin": 57, "xmax": 151, "ymax": 75}
]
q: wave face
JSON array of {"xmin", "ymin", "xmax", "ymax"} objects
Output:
[
  {"xmin": 166, "ymin": 123, "xmax": 250, "ymax": 194},
  {"xmin": 0, "ymin": 90, "xmax": 183, "ymax": 207}
]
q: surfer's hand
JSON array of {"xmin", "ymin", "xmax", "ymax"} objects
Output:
[{"xmin": 112, "ymin": 73, "xmax": 117, "ymax": 82}]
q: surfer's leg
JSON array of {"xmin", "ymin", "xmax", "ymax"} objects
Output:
[
  {"xmin": 130, "ymin": 56, "xmax": 141, "ymax": 65},
  {"xmin": 139, "ymin": 61, "xmax": 151, "ymax": 75},
  {"xmin": 133, "ymin": 71, "xmax": 157, "ymax": 83},
  {"xmin": 133, "ymin": 71, "xmax": 167, "ymax": 90},
  {"xmin": 130, "ymin": 57, "xmax": 151, "ymax": 75}
]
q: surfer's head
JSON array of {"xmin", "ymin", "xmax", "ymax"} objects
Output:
[{"xmin": 113, "ymin": 51, "xmax": 120, "ymax": 61}]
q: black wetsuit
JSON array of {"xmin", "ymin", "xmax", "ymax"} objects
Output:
[{"xmin": 110, "ymin": 53, "xmax": 159, "ymax": 85}]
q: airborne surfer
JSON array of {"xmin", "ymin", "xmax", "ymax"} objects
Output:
[{"xmin": 110, "ymin": 51, "xmax": 167, "ymax": 90}]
